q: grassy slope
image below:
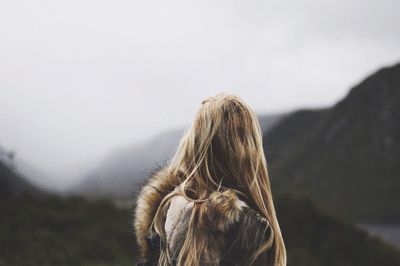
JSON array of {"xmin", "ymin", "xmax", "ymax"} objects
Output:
[
  {"xmin": 277, "ymin": 195, "xmax": 400, "ymax": 266},
  {"xmin": 1, "ymin": 194, "xmax": 400, "ymax": 266},
  {"xmin": 0, "ymin": 195, "xmax": 138, "ymax": 266}
]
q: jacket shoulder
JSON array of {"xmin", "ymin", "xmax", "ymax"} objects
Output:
[
  {"xmin": 219, "ymin": 195, "xmax": 273, "ymax": 265},
  {"xmin": 164, "ymin": 189, "xmax": 273, "ymax": 265}
]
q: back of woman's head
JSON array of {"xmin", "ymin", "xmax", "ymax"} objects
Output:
[{"xmin": 153, "ymin": 92, "xmax": 286, "ymax": 266}]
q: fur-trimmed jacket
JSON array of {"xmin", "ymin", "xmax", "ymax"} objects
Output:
[{"xmin": 134, "ymin": 167, "xmax": 274, "ymax": 266}]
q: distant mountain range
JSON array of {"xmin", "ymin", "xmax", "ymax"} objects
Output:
[
  {"xmin": 71, "ymin": 129, "xmax": 183, "ymax": 197},
  {"xmin": 70, "ymin": 114, "xmax": 286, "ymax": 198},
  {"xmin": 264, "ymin": 62, "xmax": 400, "ymax": 223},
  {"xmin": 0, "ymin": 146, "xmax": 65, "ymax": 192},
  {"xmin": 3, "ymin": 63, "xmax": 400, "ymax": 264},
  {"xmin": 53, "ymin": 62, "xmax": 400, "ymax": 224}
]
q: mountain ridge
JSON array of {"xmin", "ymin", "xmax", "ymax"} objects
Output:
[{"xmin": 263, "ymin": 62, "xmax": 400, "ymax": 223}]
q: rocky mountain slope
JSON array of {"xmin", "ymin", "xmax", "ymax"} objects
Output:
[{"xmin": 264, "ymin": 62, "xmax": 400, "ymax": 223}]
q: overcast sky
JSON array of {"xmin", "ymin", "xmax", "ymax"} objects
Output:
[{"xmin": 1, "ymin": 0, "xmax": 399, "ymax": 184}]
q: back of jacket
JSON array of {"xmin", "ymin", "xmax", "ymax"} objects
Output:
[{"xmin": 134, "ymin": 168, "xmax": 274, "ymax": 266}]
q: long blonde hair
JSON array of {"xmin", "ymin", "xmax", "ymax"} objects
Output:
[{"xmin": 152, "ymin": 93, "xmax": 286, "ymax": 266}]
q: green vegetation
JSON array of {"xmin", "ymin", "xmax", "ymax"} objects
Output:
[
  {"xmin": 276, "ymin": 195, "xmax": 400, "ymax": 266},
  {"xmin": 0, "ymin": 195, "xmax": 137, "ymax": 266},
  {"xmin": 1, "ymin": 193, "xmax": 400, "ymax": 266}
]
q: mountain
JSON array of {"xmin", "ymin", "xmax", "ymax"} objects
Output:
[
  {"xmin": 263, "ymin": 62, "xmax": 400, "ymax": 223},
  {"xmin": 72, "ymin": 114, "xmax": 286, "ymax": 198},
  {"xmin": 258, "ymin": 112, "xmax": 288, "ymax": 132},
  {"xmin": 15, "ymin": 157, "xmax": 100, "ymax": 193},
  {"xmin": 0, "ymin": 158, "xmax": 41, "ymax": 199},
  {"xmin": 72, "ymin": 129, "xmax": 184, "ymax": 198}
]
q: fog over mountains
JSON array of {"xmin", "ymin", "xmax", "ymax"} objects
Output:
[
  {"xmin": 2, "ymin": 62, "xmax": 399, "ymax": 225},
  {"xmin": 70, "ymin": 113, "xmax": 286, "ymax": 198},
  {"xmin": 71, "ymin": 62, "xmax": 400, "ymax": 224}
]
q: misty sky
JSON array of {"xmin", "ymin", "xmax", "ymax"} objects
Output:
[{"xmin": 1, "ymin": 0, "xmax": 399, "ymax": 184}]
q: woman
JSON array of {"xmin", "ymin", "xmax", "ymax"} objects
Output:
[{"xmin": 134, "ymin": 93, "xmax": 286, "ymax": 266}]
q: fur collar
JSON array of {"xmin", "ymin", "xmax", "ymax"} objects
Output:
[
  {"xmin": 134, "ymin": 167, "xmax": 269, "ymax": 264},
  {"xmin": 134, "ymin": 167, "xmax": 178, "ymax": 260}
]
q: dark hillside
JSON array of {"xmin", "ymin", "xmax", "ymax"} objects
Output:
[
  {"xmin": 0, "ymin": 195, "xmax": 137, "ymax": 266},
  {"xmin": 1, "ymin": 194, "xmax": 400, "ymax": 266},
  {"xmin": 0, "ymin": 160, "xmax": 41, "ymax": 198},
  {"xmin": 264, "ymin": 63, "xmax": 400, "ymax": 222},
  {"xmin": 277, "ymin": 196, "xmax": 400, "ymax": 266}
]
